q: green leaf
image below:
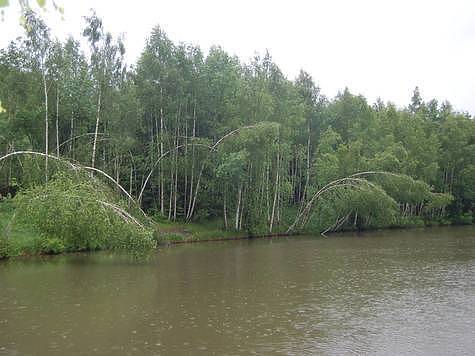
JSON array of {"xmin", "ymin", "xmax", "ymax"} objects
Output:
[
  {"xmin": 0, "ymin": 0, "xmax": 9, "ymax": 9},
  {"xmin": 36, "ymin": 0, "xmax": 46, "ymax": 8}
]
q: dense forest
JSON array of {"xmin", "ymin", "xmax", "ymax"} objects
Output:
[{"xmin": 0, "ymin": 10, "xmax": 474, "ymax": 250}]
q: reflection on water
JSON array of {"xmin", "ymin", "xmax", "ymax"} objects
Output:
[{"xmin": 1, "ymin": 226, "xmax": 474, "ymax": 355}]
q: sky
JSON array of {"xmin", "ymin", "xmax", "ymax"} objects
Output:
[{"xmin": 1, "ymin": 0, "xmax": 475, "ymax": 114}]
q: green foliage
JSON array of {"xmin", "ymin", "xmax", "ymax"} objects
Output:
[
  {"xmin": 454, "ymin": 212, "xmax": 473, "ymax": 225},
  {"xmin": 424, "ymin": 193, "xmax": 454, "ymax": 212},
  {"xmin": 308, "ymin": 182, "xmax": 399, "ymax": 232},
  {"xmin": 14, "ymin": 172, "xmax": 155, "ymax": 256},
  {"xmin": 39, "ymin": 235, "xmax": 64, "ymax": 254},
  {"xmin": 0, "ymin": 236, "xmax": 8, "ymax": 258},
  {"xmin": 393, "ymin": 216, "xmax": 425, "ymax": 228}
]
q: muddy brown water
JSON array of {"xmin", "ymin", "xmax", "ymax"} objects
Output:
[{"xmin": 1, "ymin": 226, "xmax": 474, "ymax": 355}]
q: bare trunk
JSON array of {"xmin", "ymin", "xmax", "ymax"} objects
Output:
[
  {"xmin": 266, "ymin": 160, "xmax": 270, "ymax": 222},
  {"xmin": 183, "ymin": 114, "xmax": 188, "ymax": 218},
  {"xmin": 55, "ymin": 88, "xmax": 60, "ymax": 157},
  {"xmin": 91, "ymin": 88, "xmax": 101, "ymax": 170},
  {"xmin": 187, "ymin": 162, "xmax": 204, "ymax": 221},
  {"xmin": 259, "ymin": 164, "xmax": 266, "ymax": 208},
  {"xmin": 239, "ymin": 189, "xmax": 244, "ymax": 231},
  {"xmin": 269, "ymin": 149, "xmax": 280, "ymax": 233},
  {"xmin": 115, "ymin": 155, "xmax": 121, "ymax": 186},
  {"xmin": 187, "ymin": 103, "xmax": 196, "ymax": 218},
  {"xmin": 223, "ymin": 188, "xmax": 228, "ymax": 230},
  {"xmin": 160, "ymin": 106, "xmax": 164, "ymax": 215},
  {"xmin": 235, "ymin": 183, "xmax": 242, "ymax": 230},
  {"xmin": 69, "ymin": 111, "xmax": 74, "ymax": 158},
  {"xmin": 43, "ymin": 74, "xmax": 48, "ymax": 182},
  {"xmin": 129, "ymin": 165, "xmax": 133, "ymax": 197},
  {"xmin": 173, "ymin": 129, "xmax": 178, "ymax": 220},
  {"xmin": 303, "ymin": 120, "xmax": 311, "ymax": 200},
  {"xmin": 168, "ymin": 146, "xmax": 174, "ymax": 220}
]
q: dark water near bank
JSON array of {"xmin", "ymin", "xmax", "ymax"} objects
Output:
[{"xmin": 1, "ymin": 226, "xmax": 474, "ymax": 355}]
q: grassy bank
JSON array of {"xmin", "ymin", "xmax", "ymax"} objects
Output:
[
  {"xmin": 1, "ymin": 197, "xmax": 472, "ymax": 260},
  {"xmin": 156, "ymin": 219, "xmax": 248, "ymax": 243},
  {"xmin": 0, "ymin": 199, "xmax": 248, "ymax": 259},
  {"xmin": 0, "ymin": 200, "xmax": 45, "ymax": 258},
  {"xmin": 0, "ymin": 196, "xmax": 288, "ymax": 259}
]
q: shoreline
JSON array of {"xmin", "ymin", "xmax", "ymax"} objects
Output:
[
  {"xmin": 163, "ymin": 232, "xmax": 297, "ymax": 245},
  {"xmin": 1, "ymin": 217, "xmax": 472, "ymax": 260}
]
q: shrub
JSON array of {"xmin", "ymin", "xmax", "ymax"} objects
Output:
[
  {"xmin": 39, "ymin": 236, "xmax": 65, "ymax": 254},
  {"xmin": 0, "ymin": 236, "xmax": 8, "ymax": 259},
  {"xmin": 14, "ymin": 172, "xmax": 155, "ymax": 256},
  {"xmin": 455, "ymin": 212, "xmax": 473, "ymax": 225},
  {"xmin": 393, "ymin": 216, "xmax": 425, "ymax": 228}
]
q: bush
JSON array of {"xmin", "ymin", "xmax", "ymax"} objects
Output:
[
  {"xmin": 393, "ymin": 216, "xmax": 425, "ymax": 228},
  {"xmin": 0, "ymin": 236, "xmax": 8, "ymax": 259},
  {"xmin": 39, "ymin": 236, "xmax": 65, "ymax": 254},
  {"xmin": 14, "ymin": 172, "xmax": 156, "ymax": 257},
  {"xmin": 454, "ymin": 212, "xmax": 473, "ymax": 225}
]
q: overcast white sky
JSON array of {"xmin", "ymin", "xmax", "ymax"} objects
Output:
[{"xmin": 1, "ymin": 0, "xmax": 475, "ymax": 114}]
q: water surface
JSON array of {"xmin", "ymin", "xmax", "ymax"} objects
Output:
[{"xmin": 1, "ymin": 226, "xmax": 474, "ymax": 355}]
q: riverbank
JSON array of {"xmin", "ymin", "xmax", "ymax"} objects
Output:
[
  {"xmin": 0, "ymin": 199, "xmax": 244, "ymax": 258},
  {"xmin": 1, "ymin": 199, "xmax": 473, "ymax": 259}
]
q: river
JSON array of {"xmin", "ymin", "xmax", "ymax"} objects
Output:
[{"xmin": 1, "ymin": 226, "xmax": 474, "ymax": 355}]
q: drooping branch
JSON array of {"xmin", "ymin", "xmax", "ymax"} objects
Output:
[
  {"xmin": 97, "ymin": 200, "xmax": 145, "ymax": 228},
  {"xmin": 287, "ymin": 173, "xmax": 397, "ymax": 233},
  {"xmin": 211, "ymin": 124, "xmax": 263, "ymax": 149},
  {"xmin": 57, "ymin": 132, "xmax": 105, "ymax": 150},
  {"xmin": 0, "ymin": 150, "xmax": 147, "ymax": 218},
  {"xmin": 290, "ymin": 180, "xmax": 364, "ymax": 232},
  {"xmin": 321, "ymin": 213, "xmax": 350, "ymax": 236},
  {"xmin": 80, "ymin": 166, "xmax": 141, "ymax": 211},
  {"xmin": 0, "ymin": 151, "xmax": 77, "ymax": 169},
  {"xmin": 24, "ymin": 192, "xmax": 146, "ymax": 229},
  {"xmin": 137, "ymin": 143, "xmax": 212, "ymax": 203}
]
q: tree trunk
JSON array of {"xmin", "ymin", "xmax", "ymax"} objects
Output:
[
  {"xmin": 183, "ymin": 113, "xmax": 188, "ymax": 219},
  {"xmin": 173, "ymin": 128, "xmax": 178, "ymax": 220},
  {"xmin": 168, "ymin": 145, "xmax": 174, "ymax": 220},
  {"xmin": 239, "ymin": 189, "xmax": 244, "ymax": 231},
  {"xmin": 91, "ymin": 88, "xmax": 101, "ymax": 170},
  {"xmin": 223, "ymin": 187, "xmax": 228, "ymax": 230},
  {"xmin": 266, "ymin": 160, "xmax": 270, "ymax": 222},
  {"xmin": 43, "ymin": 73, "xmax": 49, "ymax": 182},
  {"xmin": 55, "ymin": 88, "xmax": 60, "ymax": 157},
  {"xmin": 129, "ymin": 165, "xmax": 133, "ymax": 198},
  {"xmin": 235, "ymin": 183, "xmax": 242, "ymax": 230},
  {"xmin": 187, "ymin": 161, "xmax": 204, "ymax": 221},
  {"xmin": 69, "ymin": 111, "xmax": 74, "ymax": 159},
  {"xmin": 304, "ymin": 120, "xmax": 311, "ymax": 200},
  {"xmin": 160, "ymin": 105, "xmax": 165, "ymax": 215},
  {"xmin": 187, "ymin": 102, "xmax": 196, "ymax": 218},
  {"xmin": 269, "ymin": 149, "xmax": 280, "ymax": 233}
]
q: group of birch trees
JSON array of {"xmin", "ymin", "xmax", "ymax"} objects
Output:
[{"xmin": 0, "ymin": 10, "xmax": 473, "ymax": 233}]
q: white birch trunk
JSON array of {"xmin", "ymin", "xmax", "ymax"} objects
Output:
[
  {"xmin": 91, "ymin": 88, "xmax": 101, "ymax": 170},
  {"xmin": 43, "ymin": 73, "xmax": 49, "ymax": 182}
]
